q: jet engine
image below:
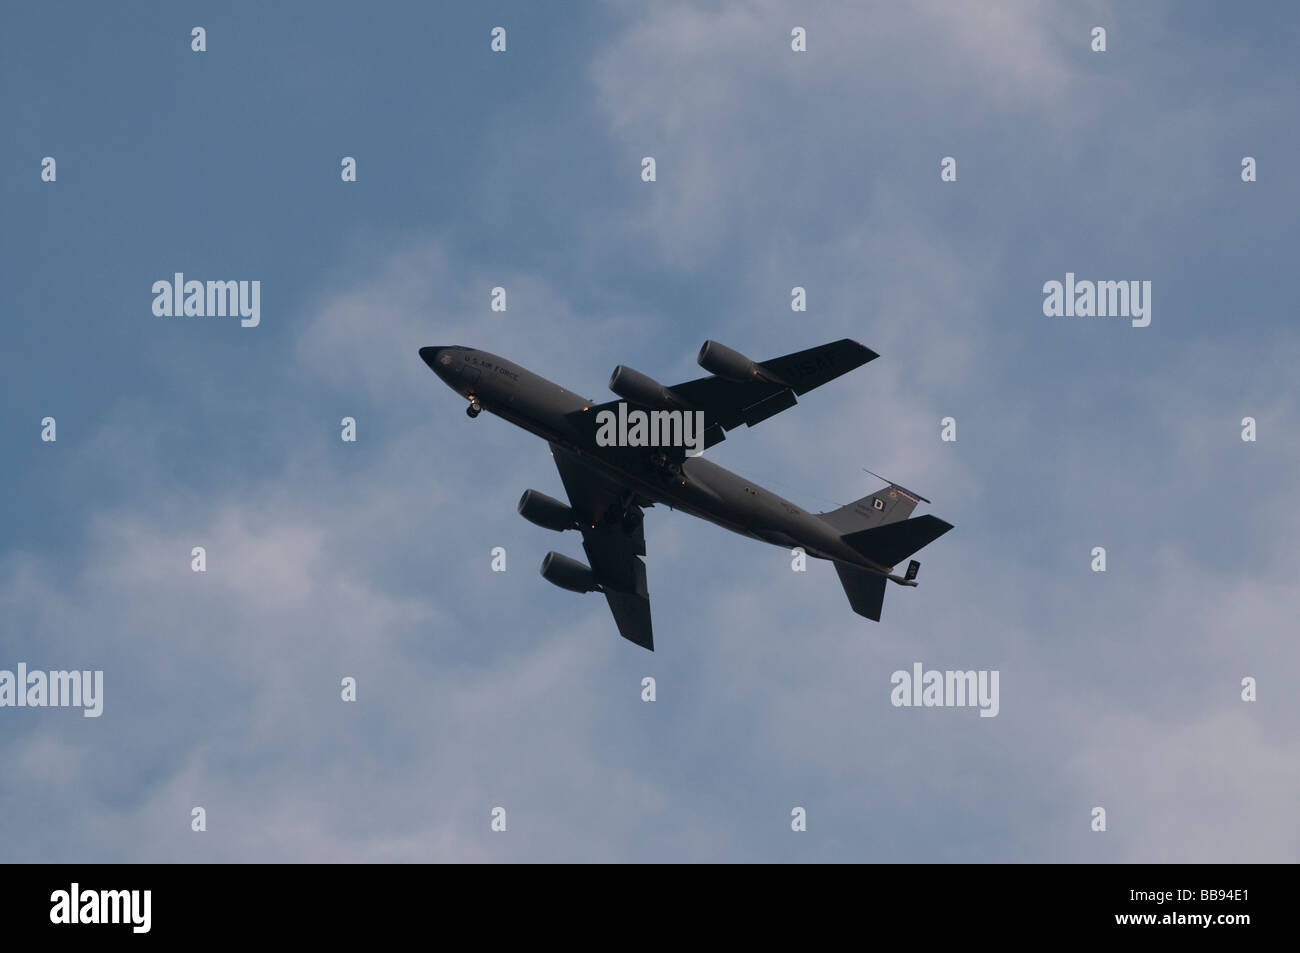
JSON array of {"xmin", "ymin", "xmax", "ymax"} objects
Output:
[
  {"xmin": 518, "ymin": 489, "xmax": 577, "ymax": 532},
  {"xmin": 697, "ymin": 340, "xmax": 787, "ymax": 386},
  {"xmin": 608, "ymin": 365, "xmax": 689, "ymax": 410},
  {"xmin": 540, "ymin": 551, "xmax": 601, "ymax": 593}
]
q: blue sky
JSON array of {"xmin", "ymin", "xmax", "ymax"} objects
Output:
[{"xmin": 1, "ymin": 1, "xmax": 1297, "ymax": 861}]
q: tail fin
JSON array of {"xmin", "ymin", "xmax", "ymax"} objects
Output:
[
  {"xmin": 841, "ymin": 515, "xmax": 954, "ymax": 570},
  {"xmin": 817, "ymin": 477, "xmax": 926, "ymax": 534}
]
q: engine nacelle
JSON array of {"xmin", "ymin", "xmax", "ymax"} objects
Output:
[
  {"xmin": 698, "ymin": 340, "xmax": 786, "ymax": 386},
  {"xmin": 518, "ymin": 489, "xmax": 577, "ymax": 532},
  {"xmin": 540, "ymin": 551, "xmax": 601, "ymax": 594},
  {"xmin": 608, "ymin": 365, "xmax": 688, "ymax": 410}
]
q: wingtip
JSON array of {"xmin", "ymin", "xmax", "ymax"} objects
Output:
[{"xmin": 853, "ymin": 340, "xmax": 881, "ymax": 362}]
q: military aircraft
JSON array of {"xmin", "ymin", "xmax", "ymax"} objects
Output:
[{"xmin": 420, "ymin": 340, "xmax": 952, "ymax": 650}]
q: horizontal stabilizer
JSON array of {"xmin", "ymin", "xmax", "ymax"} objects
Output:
[
  {"xmin": 841, "ymin": 515, "xmax": 954, "ymax": 569},
  {"xmin": 834, "ymin": 562, "xmax": 888, "ymax": 621}
]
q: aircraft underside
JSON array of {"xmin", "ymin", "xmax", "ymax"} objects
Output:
[{"xmin": 421, "ymin": 339, "xmax": 953, "ymax": 649}]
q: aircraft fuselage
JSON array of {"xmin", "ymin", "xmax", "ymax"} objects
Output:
[{"xmin": 420, "ymin": 346, "xmax": 890, "ymax": 573}]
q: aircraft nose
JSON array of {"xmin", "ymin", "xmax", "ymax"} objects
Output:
[
  {"xmin": 420, "ymin": 347, "xmax": 468, "ymax": 378},
  {"xmin": 419, "ymin": 346, "xmax": 447, "ymax": 371}
]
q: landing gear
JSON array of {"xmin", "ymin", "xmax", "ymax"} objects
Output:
[
  {"xmin": 602, "ymin": 493, "xmax": 645, "ymax": 535},
  {"xmin": 648, "ymin": 451, "xmax": 680, "ymax": 478},
  {"xmin": 466, "ymin": 397, "xmax": 482, "ymax": 418}
]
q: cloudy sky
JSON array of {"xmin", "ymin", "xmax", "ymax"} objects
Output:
[{"xmin": 2, "ymin": 1, "xmax": 1296, "ymax": 862}]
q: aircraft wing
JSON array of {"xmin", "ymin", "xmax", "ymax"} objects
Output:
[
  {"xmin": 580, "ymin": 339, "xmax": 878, "ymax": 451},
  {"xmin": 669, "ymin": 339, "xmax": 878, "ymax": 434},
  {"xmin": 549, "ymin": 443, "xmax": 654, "ymax": 650}
]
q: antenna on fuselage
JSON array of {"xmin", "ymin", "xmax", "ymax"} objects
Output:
[{"xmin": 862, "ymin": 467, "xmax": 932, "ymax": 505}]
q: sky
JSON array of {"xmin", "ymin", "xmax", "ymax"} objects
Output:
[{"xmin": 1, "ymin": 1, "xmax": 1297, "ymax": 862}]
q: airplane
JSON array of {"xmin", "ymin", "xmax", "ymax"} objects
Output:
[{"xmin": 419, "ymin": 339, "xmax": 953, "ymax": 651}]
